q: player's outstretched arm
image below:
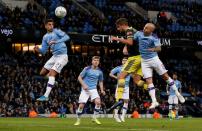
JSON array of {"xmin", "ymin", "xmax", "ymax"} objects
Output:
[{"xmin": 111, "ymin": 36, "xmax": 133, "ymax": 45}]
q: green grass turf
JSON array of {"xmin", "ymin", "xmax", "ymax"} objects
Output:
[{"xmin": 0, "ymin": 118, "xmax": 201, "ymax": 131}]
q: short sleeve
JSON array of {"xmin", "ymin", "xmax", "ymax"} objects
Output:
[
  {"xmin": 98, "ymin": 71, "xmax": 104, "ymax": 81},
  {"xmin": 79, "ymin": 67, "xmax": 87, "ymax": 78}
]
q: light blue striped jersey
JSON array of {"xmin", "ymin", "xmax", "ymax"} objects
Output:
[
  {"xmin": 134, "ymin": 31, "xmax": 161, "ymax": 59},
  {"xmin": 39, "ymin": 28, "xmax": 70, "ymax": 55},
  {"xmin": 80, "ymin": 66, "xmax": 103, "ymax": 90}
]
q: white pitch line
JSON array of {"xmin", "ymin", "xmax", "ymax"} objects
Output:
[{"xmin": 0, "ymin": 124, "xmax": 170, "ymax": 131}]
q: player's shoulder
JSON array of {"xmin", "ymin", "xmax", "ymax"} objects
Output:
[
  {"xmin": 97, "ymin": 67, "xmax": 103, "ymax": 72},
  {"xmin": 127, "ymin": 27, "xmax": 137, "ymax": 32},
  {"xmin": 43, "ymin": 33, "xmax": 49, "ymax": 39},
  {"xmin": 53, "ymin": 28, "xmax": 60, "ymax": 32},
  {"xmin": 84, "ymin": 66, "xmax": 91, "ymax": 71},
  {"xmin": 53, "ymin": 28, "xmax": 65, "ymax": 33},
  {"xmin": 126, "ymin": 27, "xmax": 136, "ymax": 34},
  {"xmin": 135, "ymin": 30, "xmax": 143, "ymax": 35},
  {"xmin": 151, "ymin": 33, "xmax": 158, "ymax": 39},
  {"xmin": 117, "ymin": 65, "xmax": 122, "ymax": 69},
  {"xmin": 176, "ymin": 79, "xmax": 181, "ymax": 83},
  {"xmin": 138, "ymin": 30, "xmax": 144, "ymax": 34},
  {"xmin": 42, "ymin": 33, "xmax": 50, "ymax": 42}
]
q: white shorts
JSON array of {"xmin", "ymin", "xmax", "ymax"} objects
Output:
[
  {"xmin": 168, "ymin": 95, "xmax": 178, "ymax": 104},
  {"xmin": 78, "ymin": 89, "xmax": 100, "ymax": 103},
  {"xmin": 141, "ymin": 56, "xmax": 167, "ymax": 78},
  {"xmin": 44, "ymin": 54, "xmax": 68, "ymax": 73},
  {"xmin": 115, "ymin": 87, "xmax": 129, "ymax": 100}
]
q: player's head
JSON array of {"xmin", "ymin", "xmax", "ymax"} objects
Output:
[
  {"xmin": 173, "ymin": 72, "xmax": 178, "ymax": 80},
  {"xmin": 44, "ymin": 19, "xmax": 54, "ymax": 32},
  {"xmin": 115, "ymin": 18, "xmax": 129, "ymax": 32},
  {"xmin": 143, "ymin": 23, "xmax": 155, "ymax": 35},
  {"xmin": 92, "ymin": 56, "xmax": 100, "ymax": 67},
  {"xmin": 122, "ymin": 57, "xmax": 128, "ymax": 65}
]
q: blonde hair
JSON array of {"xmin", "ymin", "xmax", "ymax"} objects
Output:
[{"xmin": 92, "ymin": 56, "xmax": 100, "ymax": 60}]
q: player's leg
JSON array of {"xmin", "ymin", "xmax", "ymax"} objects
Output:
[
  {"xmin": 133, "ymin": 73, "xmax": 147, "ymax": 90},
  {"xmin": 153, "ymin": 57, "xmax": 185, "ymax": 103},
  {"xmin": 74, "ymin": 90, "xmax": 89, "ymax": 126},
  {"xmin": 174, "ymin": 96, "xmax": 179, "ymax": 119},
  {"xmin": 37, "ymin": 70, "xmax": 58, "ymax": 101},
  {"xmin": 162, "ymin": 73, "xmax": 185, "ymax": 103},
  {"xmin": 146, "ymin": 77, "xmax": 159, "ymax": 109},
  {"xmin": 132, "ymin": 55, "xmax": 147, "ymax": 90},
  {"xmin": 74, "ymin": 103, "xmax": 85, "ymax": 126},
  {"xmin": 37, "ymin": 55, "xmax": 68, "ymax": 101},
  {"xmin": 120, "ymin": 87, "xmax": 129, "ymax": 122},
  {"xmin": 168, "ymin": 96, "xmax": 173, "ymax": 119},
  {"xmin": 117, "ymin": 71, "xmax": 128, "ymax": 101},
  {"xmin": 43, "ymin": 69, "xmax": 57, "ymax": 98},
  {"xmin": 107, "ymin": 86, "xmax": 124, "ymax": 113},
  {"xmin": 37, "ymin": 56, "xmax": 56, "ymax": 101},
  {"xmin": 113, "ymin": 87, "xmax": 122, "ymax": 122},
  {"xmin": 92, "ymin": 98, "xmax": 102, "ymax": 124},
  {"xmin": 91, "ymin": 89, "xmax": 102, "ymax": 124},
  {"xmin": 120, "ymin": 99, "xmax": 128, "ymax": 122},
  {"xmin": 141, "ymin": 60, "xmax": 159, "ymax": 108},
  {"xmin": 40, "ymin": 67, "xmax": 49, "ymax": 76}
]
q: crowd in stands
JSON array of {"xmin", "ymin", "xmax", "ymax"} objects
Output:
[
  {"xmin": 136, "ymin": 0, "xmax": 202, "ymax": 39},
  {"xmin": 0, "ymin": 49, "xmax": 201, "ymax": 117},
  {"xmin": 1, "ymin": 0, "xmax": 202, "ymax": 39}
]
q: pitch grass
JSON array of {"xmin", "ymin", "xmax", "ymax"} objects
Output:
[{"xmin": 0, "ymin": 118, "xmax": 201, "ymax": 131}]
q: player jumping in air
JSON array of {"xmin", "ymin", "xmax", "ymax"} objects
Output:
[
  {"xmin": 74, "ymin": 56, "xmax": 105, "ymax": 126},
  {"xmin": 133, "ymin": 23, "xmax": 185, "ymax": 109},
  {"xmin": 108, "ymin": 18, "xmax": 147, "ymax": 111},
  {"xmin": 34, "ymin": 19, "xmax": 70, "ymax": 101}
]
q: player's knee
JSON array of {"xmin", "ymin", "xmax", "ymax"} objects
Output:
[
  {"xmin": 162, "ymin": 73, "xmax": 169, "ymax": 81},
  {"xmin": 124, "ymin": 100, "xmax": 129, "ymax": 103},
  {"xmin": 49, "ymin": 69, "xmax": 58, "ymax": 76},
  {"xmin": 118, "ymin": 79, "xmax": 125, "ymax": 87},
  {"xmin": 169, "ymin": 104, "xmax": 173, "ymax": 110},
  {"xmin": 79, "ymin": 103, "xmax": 85, "ymax": 109},
  {"xmin": 146, "ymin": 78, "xmax": 153, "ymax": 84},
  {"xmin": 40, "ymin": 70, "xmax": 46, "ymax": 76},
  {"xmin": 175, "ymin": 104, "xmax": 179, "ymax": 110}
]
